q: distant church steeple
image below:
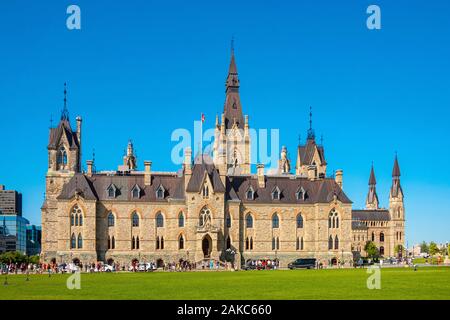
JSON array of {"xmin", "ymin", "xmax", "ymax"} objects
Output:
[{"xmin": 61, "ymin": 82, "xmax": 70, "ymax": 121}]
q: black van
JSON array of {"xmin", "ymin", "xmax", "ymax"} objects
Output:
[{"xmin": 288, "ymin": 258, "xmax": 316, "ymax": 269}]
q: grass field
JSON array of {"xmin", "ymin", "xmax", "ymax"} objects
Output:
[{"xmin": 0, "ymin": 267, "xmax": 449, "ymax": 300}]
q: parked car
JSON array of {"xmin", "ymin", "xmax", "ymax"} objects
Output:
[{"xmin": 288, "ymin": 258, "xmax": 316, "ymax": 269}]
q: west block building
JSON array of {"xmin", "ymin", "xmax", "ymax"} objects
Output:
[{"xmin": 41, "ymin": 51, "xmax": 405, "ymax": 267}]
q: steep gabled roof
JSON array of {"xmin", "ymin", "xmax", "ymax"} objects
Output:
[
  {"xmin": 57, "ymin": 174, "xmax": 98, "ymax": 201},
  {"xmin": 48, "ymin": 119, "xmax": 80, "ymax": 150},
  {"xmin": 297, "ymin": 138, "xmax": 326, "ymax": 167},
  {"xmin": 186, "ymin": 154, "xmax": 225, "ymax": 193}
]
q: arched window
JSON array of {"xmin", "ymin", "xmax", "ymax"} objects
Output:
[
  {"xmin": 79, "ymin": 214, "xmax": 83, "ymax": 226},
  {"xmin": 276, "ymin": 237, "xmax": 280, "ymax": 250},
  {"xmin": 226, "ymin": 236, "xmax": 231, "ymax": 250},
  {"xmin": 328, "ymin": 235, "xmax": 333, "ymax": 250},
  {"xmin": 178, "ymin": 212, "xmax": 184, "ymax": 227},
  {"xmin": 156, "ymin": 212, "xmax": 164, "ymax": 228},
  {"xmin": 272, "ymin": 187, "xmax": 280, "ymax": 200},
  {"xmin": 272, "ymin": 237, "xmax": 276, "ymax": 250},
  {"xmin": 380, "ymin": 246, "xmax": 385, "ymax": 256},
  {"xmin": 272, "ymin": 213, "xmax": 279, "ymax": 229},
  {"xmin": 136, "ymin": 236, "xmax": 140, "ymax": 249},
  {"xmin": 111, "ymin": 236, "xmax": 115, "ymax": 249},
  {"xmin": 335, "ymin": 216, "xmax": 339, "ymax": 228},
  {"xmin": 245, "ymin": 237, "xmax": 249, "ymax": 250},
  {"xmin": 160, "ymin": 236, "xmax": 164, "ymax": 250},
  {"xmin": 77, "ymin": 233, "xmax": 83, "ymax": 249},
  {"xmin": 156, "ymin": 236, "xmax": 160, "ymax": 250},
  {"xmin": 380, "ymin": 232, "xmax": 385, "ymax": 242},
  {"xmin": 108, "ymin": 213, "xmax": 115, "ymax": 227},
  {"xmin": 371, "ymin": 232, "xmax": 375, "ymax": 242},
  {"xmin": 75, "ymin": 214, "xmax": 79, "ymax": 226},
  {"xmin": 250, "ymin": 237, "xmax": 253, "ymax": 250},
  {"xmin": 132, "ymin": 236, "xmax": 135, "ymax": 249},
  {"xmin": 57, "ymin": 147, "xmax": 67, "ymax": 169},
  {"xmin": 108, "ymin": 236, "xmax": 111, "ymax": 249},
  {"xmin": 246, "ymin": 187, "xmax": 254, "ymax": 200},
  {"xmin": 328, "ymin": 217, "xmax": 332, "ymax": 228},
  {"xmin": 71, "ymin": 233, "xmax": 76, "ymax": 249},
  {"xmin": 132, "ymin": 185, "xmax": 140, "ymax": 199},
  {"xmin": 334, "ymin": 235, "xmax": 339, "ymax": 250},
  {"xmin": 156, "ymin": 185, "xmax": 165, "ymax": 199},
  {"xmin": 300, "ymin": 237, "xmax": 304, "ymax": 250},
  {"xmin": 71, "ymin": 214, "xmax": 74, "ymax": 226},
  {"xmin": 179, "ymin": 235, "xmax": 184, "ymax": 249},
  {"xmin": 296, "ymin": 214, "xmax": 304, "ymax": 228},
  {"xmin": 132, "ymin": 212, "xmax": 139, "ymax": 227},
  {"xmin": 246, "ymin": 214, "xmax": 253, "ymax": 228},
  {"xmin": 226, "ymin": 213, "xmax": 231, "ymax": 228}
]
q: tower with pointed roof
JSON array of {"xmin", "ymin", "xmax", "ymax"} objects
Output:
[
  {"xmin": 389, "ymin": 154, "xmax": 405, "ymax": 255},
  {"xmin": 365, "ymin": 164, "xmax": 379, "ymax": 210},
  {"xmin": 213, "ymin": 43, "xmax": 251, "ymax": 176},
  {"xmin": 295, "ymin": 108, "xmax": 327, "ymax": 178}
]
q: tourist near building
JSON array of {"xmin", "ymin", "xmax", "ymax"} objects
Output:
[{"xmin": 40, "ymin": 49, "xmax": 405, "ymax": 267}]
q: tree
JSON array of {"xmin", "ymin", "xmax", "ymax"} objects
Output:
[
  {"xmin": 420, "ymin": 241, "xmax": 429, "ymax": 254},
  {"xmin": 429, "ymin": 242, "xmax": 439, "ymax": 256},
  {"xmin": 364, "ymin": 241, "xmax": 379, "ymax": 259}
]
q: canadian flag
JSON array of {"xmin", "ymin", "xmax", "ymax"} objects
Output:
[{"xmin": 201, "ymin": 113, "xmax": 205, "ymax": 123}]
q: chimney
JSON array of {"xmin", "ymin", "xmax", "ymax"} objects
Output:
[
  {"xmin": 257, "ymin": 164, "xmax": 265, "ymax": 188},
  {"xmin": 86, "ymin": 160, "xmax": 93, "ymax": 177},
  {"xmin": 335, "ymin": 169, "xmax": 343, "ymax": 189},
  {"xmin": 144, "ymin": 161, "xmax": 152, "ymax": 186},
  {"xmin": 184, "ymin": 147, "xmax": 192, "ymax": 175},
  {"xmin": 307, "ymin": 165, "xmax": 316, "ymax": 181}
]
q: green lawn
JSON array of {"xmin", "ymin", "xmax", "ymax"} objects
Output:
[{"xmin": 1, "ymin": 267, "xmax": 449, "ymax": 300}]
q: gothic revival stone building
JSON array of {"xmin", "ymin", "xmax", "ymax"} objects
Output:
[{"xmin": 41, "ymin": 52, "xmax": 405, "ymax": 267}]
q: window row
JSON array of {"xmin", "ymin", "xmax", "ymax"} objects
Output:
[
  {"xmin": 245, "ymin": 186, "xmax": 308, "ymax": 201},
  {"xmin": 371, "ymin": 232, "xmax": 385, "ymax": 242},
  {"xmin": 245, "ymin": 213, "xmax": 304, "ymax": 229},
  {"xmin": 328, "ymin": 210, "xmax": 339, "ymax": 229},
  {"xmin": 106, "ymin": 183, "xmax": 166, "ymax": 199},
  {"xmin": 328, "ymin": 235, "xmax": 339, "ymax": 250},
  {"xmin": 70, "ymin": 205, "xmax": 83, "ymax": 226}
]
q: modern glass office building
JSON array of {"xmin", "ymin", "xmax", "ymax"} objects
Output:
[{"xmin": 0, "ymin": 214, "xmax": 29, "ymax": 253}]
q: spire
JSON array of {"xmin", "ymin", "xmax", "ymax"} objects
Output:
[
  {"xmin": 223, "ymin": 40, "xmax": 244, "ymax": 129},
  {"xmin": 61, "ymin": 82, "xmax": 69, "ymax": 121},
  {"xmin": 369, "ymin": 162, "xmax": 376, "ymax": 185},
  {"xmin": 307, "ymin": 106, "xmax": 315, "ymax": 140},
  {"xmin": 366, "ymin": 163, "xmax": 379, "ymax": 209},
  {"xmin": 392, "ymin": 153, "xmax": 401, "ymax": 177}
]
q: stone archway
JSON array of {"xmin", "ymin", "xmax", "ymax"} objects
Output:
[
  {"xmin": 331, "ymin": 257, "xmax": 338, "ymax": 266},
  {"xmin": 202, "ymin": 234, "xmax": 212, "ymax": 258}
]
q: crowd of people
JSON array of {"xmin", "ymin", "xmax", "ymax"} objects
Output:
[{"xmin": 245, "ymin": 259, "xmax": 280, "ymax": 270}]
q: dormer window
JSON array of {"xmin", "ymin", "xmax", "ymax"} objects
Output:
[
  {"xmin": 296, "ymin": 187, "xmax": 307, "ymax": 201},
  {"xmin": 246, "ymin": 186, "xmax": 255, "ymax": 200},
  {"xmin": 131, "ymin": 184, "xmax": 141, "ymax": 199},
  {"xmin": 57, "ymin": 146, "xmax": 67, "ymax": 170},
  {"xmin": 156, "ymin": 185, "xmax": 165, "ymax": 199},
  {"xmin": 272, "ymin": 186, "xmax": 281, "ymax": 200},
  {"xmin": 107, "ymin": 184, "xmax": 117, "ymax": 198}
]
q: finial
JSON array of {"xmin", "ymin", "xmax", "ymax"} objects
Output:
[
  {"xmin": 320, "ymin": 134, "xmax": 323, "ymax": 146},
  {"xmin": 49, "ymin": 114, "xmax": 53, "ymax": 128},
  {"xmin": 309, "ymin": 106, "xmax": 312, "ymax": 130},
  {"xmin": 231, "ymin": 35, "xmax": 235, "ymax": 54},
  {"xmin": 307, "ymin": 106, "xmax": 315, "ymax": 140}
]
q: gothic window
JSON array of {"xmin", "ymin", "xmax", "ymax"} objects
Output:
[
  {"xmin": 296, "ymin": 237, "xmax": 300, "ymax": 250},
  {"xmin": 179, "ymin": 235, "xmax": 184, "ymax": 250},
  {"xmin": 111, "ymin": 236, "xmax": 115, "ymax": 249},
  {"xmin": 71, "ymin": 214, "xmax": 74, "ymax": 226},
  {"xmin": 226, "ymin": 213, "xmax": 231, "ymax": 228},
  {"xmin": 108, "ymin": 236, "xmax": 111, "ymax": 249},
  {"xmin": 300, "ymin": 237, "xmax": 304, "ymax": 250},
  {"xmin": 136, "ymin": 236, "xmax": 140, "ymax": 249},
  {"xmin": 156, "ymin": 236, "xmax": 160, "ymax": 250},
  {"xmin": 272, "ymin": 213, "xmax": 279, "ymax": 229},
  {"xmin": 335, "ymin": 216, "xmax": 339, "ymax": 228},
  {"xmin": 334, "ymin": 235, "xmax": 339, "ymax": 250},
  {"xmin": 250, "ymin": 237, "xmax": 253, "ymax": 250},
  {"xmin": 371, "ymin": 232, "xmax": 375, "ymax": 242},
  {"xmin": 226, "ymin": 236, "xmax": 231, "ymax": 250},
  {"xmin": 245, "ymin": 237, "xmax": 249, "ymax": 250},
  {"xmin": 272, "ymin": 237, "xmax": 276, "ymax": 250},
  {"xmin": 272, "ymin": 187, "xmax": 280, "ymax": 200},
  {"xmin": 132, "ymin": 236, "xmax": 135, "ymax": 249},
  {"xmin": 79, "ymin": 214, "xmax": 83, "ymax": 226},
  {"xmin": 156, "ymin": 185, "xmax": 165, "ymax": 199},
  {"xmin": 245, "ymin": 214, "xmax": 253, "ymax": 228},
  {"xmin": 329, "ymin": 210, "xmax": 339, "ymax": 229},
  {"xmin": 160, "ymin": 236, "xmax": 164, "ymax": 249},
  {"xmin": 70, "ymin": 233, "xmax": 76, "ymax": 249},
  {"xmin": 199, "ymin": 207, "xmax": 212, "ymax": 227},
  {"xmin": 296, "ymin": 187, "xmax": 306, "ymax": 201},
  {"xmin": 108, "ymin": 212, "xmax": 115, "ymax": 227},
  {"xmin": 131, "ymin": 185, "xmax": 141, "ymax": 199},
  {"xmin": 380, "ymin": 246, "xmax": 385, "ymax": 256},
  {"xmin": 77, "ymin": 233, "xmax": 83, "ymax": 249},
  {"xmin": 296, "ymin": 214, "xmax": 304, "ymax": 228},
  {"xmin": 156, "ymin": 212, "xmax": 164, "ymax": 228},
  {"xmin": 75, "ymin": 214, "xmax": 79, "ymax": 226},
  {"xmin": 132, "ymin": 212, "xmax": 139, "ymax": 227},
  {"xmin": 246, "ymin": 187, "xmax": 254, "ymax": 200},
  {"xmin": 178, "ymin": 212, "xmax": 184, "ymax": 227},
  {"xmin": 380, "ymin": 232, "xmax": 385, "ymax": 242},
  {"xmin": 57, "ymin": 147, "xmax": 67, "ymax": 169},
  {"xmin": 276, "ymin": 237, "xmax": 280, "ymax": 250},
  {"xmin": 328, "ymin": 236, "xmax": 333, "ymax": 250}
]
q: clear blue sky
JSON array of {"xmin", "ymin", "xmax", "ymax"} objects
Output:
[{"xmin": 0, "ymin": 0, "xmax": 449, "ymax": 246}]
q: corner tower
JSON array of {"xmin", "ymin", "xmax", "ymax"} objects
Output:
[
  {"xmin": 365, "ymin": 164, "xmax": 379, "ymax": 209},
  {"xmin": 389, "ymin": 154, "xmax": 405, "ymax": 256}
]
